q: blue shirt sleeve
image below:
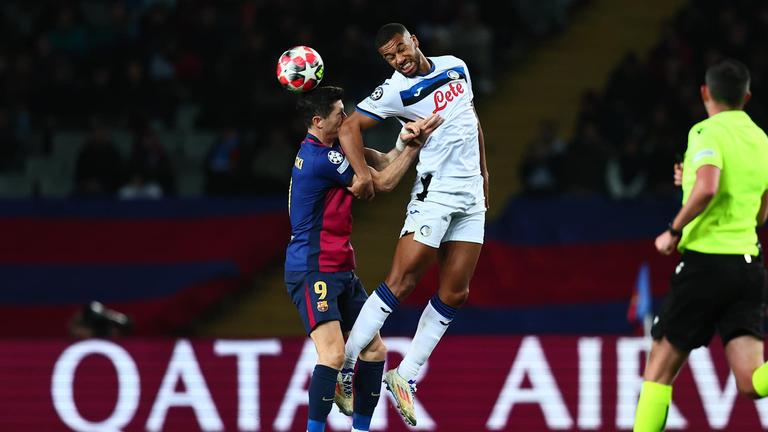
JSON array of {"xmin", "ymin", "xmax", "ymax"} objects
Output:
[{"xmin": 314, "ymin": 147, "xmax": 354, "ymax": 186}]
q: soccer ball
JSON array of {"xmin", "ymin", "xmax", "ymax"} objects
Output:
[{"xmin": 276, "ymin": 46, "xmax": 324, "ymax": 93}]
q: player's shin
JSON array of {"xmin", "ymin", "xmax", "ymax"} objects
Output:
[
  {"xmin": 633, "ymin": 381, "xmax": 672, "ymax": 432},
  {"xmin": 308, "ymin": 365, "xmax": 339, "ymax": 432},
  {"xmin": 397, "ymin": 294, "xmax": 456, "ymax": 381},
  {"xmin": 343, "ymin": 283, "xmax": 399, "ymax": 370},
  {"xmin": 752, "ymin": 362, "xmax": 768, "ymax": 397},
  {"xmin": 352, "ymin": 359, "xmax": 385, "ymax": 432}
]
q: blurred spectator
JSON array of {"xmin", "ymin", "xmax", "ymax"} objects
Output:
[
  {"xmin": 73, "ymin": 125, "xmax": 124, "ymax": 196},
  {"xmin": 515, "ymin": 0, "xmax": 571, "ymax": 36},
  {"xmin": 605, "ymin": 129, "xmax": 648, "ymax": 200},
  {"xmin": 0, "ymin": 109, "xmax": 21, "ymax": 172},
  {"xmin": 561, "ymin": 121, "xmax": 608, "ymax": 195},
  {"xmin": 519, "ymin": 119, "xmax": 566, "ymax": 195},
  {"xmin": 449, "ymin": 3, "xmax": 494, "ymax": 94},
  {"xmin": 68, "ymin": 301, "xmax": 133, "ymax": 339},
  {"xmin": 204, "ymin": 127, "xmax": 242, "ymax": 195},
  {"xmin": 250, "ymin": 128, "xmax": 295, "ymax": 195},
  {"xmin": 47, "ymin": 6, "xmax": 88, "ymax": 56},
  {"xmin": 124, "ymin": 124, "xmax": 176, "ymax": 196}
]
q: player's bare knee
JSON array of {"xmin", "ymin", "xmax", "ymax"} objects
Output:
[{"xmin": 441, "ymin": 286, "xmax": 470, "ymax": 307}]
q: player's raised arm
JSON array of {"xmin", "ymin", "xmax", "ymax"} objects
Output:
[
  {"xmin": 355, "ymin": 114, "xmax": 443, "ymax": 194},
  {"xmin": 339, "ymin": 111, "xmax": 380, "ymax": 200}
]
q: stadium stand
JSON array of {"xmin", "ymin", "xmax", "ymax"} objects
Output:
[{"xmin": 0, "ymin": 197, "xmax": 288, "ymax": 336}]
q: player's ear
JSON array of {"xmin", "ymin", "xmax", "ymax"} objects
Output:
[
  {"xmin": 411, "ymin": 34, "xmax": 419, "ymax": 48},
  {"xmin": 312, "ymin": 115, "xmax": 323, "ymax": 129},
  {"xmin": 700, "ymin": 85, "xmax": 710, "ymax": 103},
  {"xmin": 743, "ymin": 90, "xmax": 752, "ymax": 106}
]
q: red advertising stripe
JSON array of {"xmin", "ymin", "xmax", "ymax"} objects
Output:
[
  {"xmin": 0, "ymin": 213, "xmax": 289, "ymax": 266},
  {"xmin": 409, "ymin": 239, "xmax": 680, "ymax": 306},
  {"xmin": 1, "ymin": 336, "xmax": 766, "ymax": 431},
  {"xmin": 0, "ymin": 278, "xmax": 241, "ymax": 337}
]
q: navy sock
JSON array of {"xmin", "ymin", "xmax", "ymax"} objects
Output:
[
  {"xmin": 353, "ymin": 359, "xmax": 385, "ymax": 431},
  {"xmin": 430, "ymin": 293, "xmax": 457, "ymax": 320},
  {"xmin": 375, "ymin": 282, "xmax": 399, "ymax": 310},
  {"xmin": 308, "ymin": 364, "xmax": 338, "ymax": 432}
]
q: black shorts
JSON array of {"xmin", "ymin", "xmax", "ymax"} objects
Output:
[
  {"xmin": 651, "ymin": 250, "xmax": 767, "ymax": 351},
  {"xmin": 285, "ymin": 270, "xmax": 368, "ymax": 335}
]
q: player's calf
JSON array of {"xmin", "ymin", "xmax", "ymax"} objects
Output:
[{"xmin": 386, "ymin": 272, "xmax": 420, "ymax": 301}]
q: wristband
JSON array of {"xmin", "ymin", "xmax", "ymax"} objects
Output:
[
  {"xmin": 667, "ymin": 222, "xmax": 683, "ymax": 238},
  {"xmin": 395, "ymin": 126, "xmax": 407, "ymax": 151}
]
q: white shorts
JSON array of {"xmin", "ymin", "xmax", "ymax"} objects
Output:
[{"xmin": 399, "ymin": 175, "xmax": 486, "ymax": 248}]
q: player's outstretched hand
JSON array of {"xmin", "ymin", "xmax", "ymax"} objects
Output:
[
  {"xmin": 673, "ymin": 162, "xmax": 683, "ymax": 187},
  {"xmin": 401, "ymin": 114, "xmax": 444, "ymax": 147}
]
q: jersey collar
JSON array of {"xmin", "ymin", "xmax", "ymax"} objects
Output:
[
  {"xmin": 303, "ymin": 133, "xmax": 326, "ymax": 147},
  {"xmin": 417, "ymin": 58, "xmax": 436, "ymax": 77}
]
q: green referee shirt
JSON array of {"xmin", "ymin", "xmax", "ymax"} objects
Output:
[{"xmin": 679, "ymin": 110, "xmax": 768, "ymax": 255}]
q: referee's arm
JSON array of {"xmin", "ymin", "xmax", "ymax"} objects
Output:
[
  {"xmin": 656, "ymin": 164, "xmax": 720, "ymax": 255},
  {"xmin": 758, "ymin": 190, "xmax": 768, "ymax": 226},
  {"xmin": 670, "ymin": 165, "xmax": 720, "ymax": 231}
]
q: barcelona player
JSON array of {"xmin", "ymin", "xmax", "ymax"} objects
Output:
[{"xmin": 285, "ymin": 85, "xmax": 442, "ymax": 432}]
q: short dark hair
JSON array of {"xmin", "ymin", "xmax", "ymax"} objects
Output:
[
  {"xmin": 296, "ymin": 86, "xmax": 344, "ymax": 128},
  {"xmin": 705, "ymin": 58, "xmax": 751, "ymax": 108},
  {"xmin": 375, "ymin": 23, "xmax": 409, "ymax": 48}
]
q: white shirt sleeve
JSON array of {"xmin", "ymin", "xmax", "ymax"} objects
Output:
[{"xmin": 356, "ymin": 80, "xmax": 404, "ymax": 121}]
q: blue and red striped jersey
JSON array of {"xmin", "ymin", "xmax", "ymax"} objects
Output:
[{"xmin": 285, "ymin": 133, "xmax": 356, "ymax": 272}]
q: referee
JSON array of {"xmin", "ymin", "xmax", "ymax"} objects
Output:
[{"xmin": 634, "ymin": 58, "xmax": 768, "ymax": 431}]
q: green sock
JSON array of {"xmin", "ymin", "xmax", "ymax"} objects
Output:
[
  {"xmin": 752, "ymin": 363, "xmax": 768, "ymax": 397},
  {"xmin": 633, "ymin": 381, "xmax": 672, "ymax": 432}
]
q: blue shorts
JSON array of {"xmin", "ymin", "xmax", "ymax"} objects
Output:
[{"xmin": 285, "ymin": 270, "xmax": 368, "ymax": 335}]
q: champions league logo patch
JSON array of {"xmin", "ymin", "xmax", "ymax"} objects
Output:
[
  {"xmin": 420, "ymin": 225, "xmax": 432, "ymax": 237},
  {"xmin": 327, "ymin": 150, "xmax": 344, "ymax": 164},
  {"xmin": 447, "ymin": 70, "xmax": 460, "ymax": 80},
  {"xmin": 371, "ymin": 86, "xmax": 384, "ymax": 101}
]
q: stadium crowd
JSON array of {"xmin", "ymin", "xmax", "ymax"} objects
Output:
[
  {"xmin": 0, "ymin": 0, "xmax": 577, "ymax": 197},
  {"xmin": 520, "ymin": 0, "xmax": 768, "ymax": 200}
]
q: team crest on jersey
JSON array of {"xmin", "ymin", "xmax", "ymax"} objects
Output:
[
  {"xmin": 447, "ymin": 70, "xmax": 460, "ymax": 80},
  {"xmin": 420, "ymin": 225, "xmax": 432, "ymax": 237},
  {"xmin": 327, "ymin": 150, "xmax": 344, "ymax": 164},
  {"xmin": 317, "ymin": 301, "xmax": 328, "ymax": 312},
  {"xmin": 371, "ymin": 86, "xmax": 384, "ymax": 101}
]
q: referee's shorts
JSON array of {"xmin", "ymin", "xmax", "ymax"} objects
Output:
[{"xmin": 651, "ymin": 250, "xmax": 767, "ymax": 351}]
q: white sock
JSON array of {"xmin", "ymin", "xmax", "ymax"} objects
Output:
[
  {"xmin": 344, "ymin": 284, "xmax": 398, "ymax": 370},
  {"xmin": 397, "ymin": 296, "xmax": 455, "ymax": 381}
]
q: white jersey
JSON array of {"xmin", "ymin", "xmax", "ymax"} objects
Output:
[{"xmin": 357, "ymin": 55, "xmax": 480, "ymax": 179}]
